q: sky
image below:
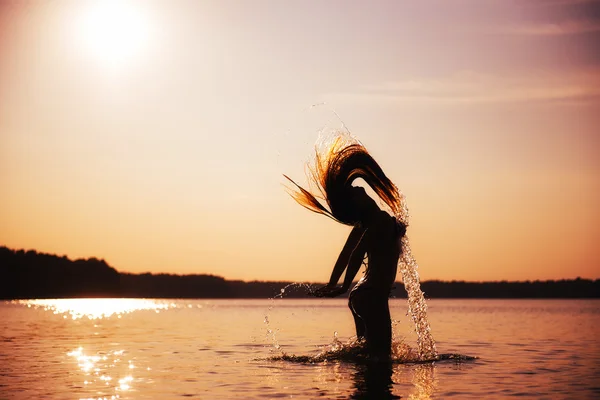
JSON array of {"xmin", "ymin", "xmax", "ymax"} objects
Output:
[{"xmin": 1, "ymin": 0, "xmax": 598, "ymax": 282}]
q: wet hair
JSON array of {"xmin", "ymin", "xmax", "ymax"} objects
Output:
[{"xmin": 284, "ymin": 135, "xmax": 403, "ymax": 226}]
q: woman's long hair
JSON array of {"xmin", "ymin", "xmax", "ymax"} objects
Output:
[{"xmin": 284, "ymin": 134, "xmax": 405, "ymax": 226}]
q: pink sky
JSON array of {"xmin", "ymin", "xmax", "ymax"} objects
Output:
[{"xmin": 1, "ymin": 0, "xmax": 598, "ymax": 281}]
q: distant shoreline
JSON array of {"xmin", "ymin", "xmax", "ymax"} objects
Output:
[{"xmin": 1, "ymin": 246, "xmax": 598, "ymax": 300}]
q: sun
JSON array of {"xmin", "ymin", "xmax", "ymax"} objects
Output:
[{"xmin": 75, "ymin": 0, "xmax": 152, "ymax": 70}]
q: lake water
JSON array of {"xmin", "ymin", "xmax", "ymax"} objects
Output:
[{"xmin": 0, "ymin": 298, "xmax": 598, "ymax": 399}]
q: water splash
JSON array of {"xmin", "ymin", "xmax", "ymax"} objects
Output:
[
  {"xmin": 265, "ymin": 282, "xmax": 316, "ymax": 352},
  {"xmin": 266, "ymin": 226, "xmax": 437, "ymax": 360},
  {"xmin": 269, "ymin": 334, "xmax": 473, "ymax": 364},
  {"xmin": 396, "ymin": 236, "xmax": 437, "ymax": 360},
  {"xmin": 396, "ymin": 190, "xmax": 438, "ymax": 360},
  {"xmin": 271, "ymin": 333, "xmax": 368, "ymax": 364},
  {"xmin": 263, "ymin": 313, "xmax": 281, "ymax": 352},
  {"xmin": 274, "ymin": 282, "xmax": 315, "ymax": 299}
]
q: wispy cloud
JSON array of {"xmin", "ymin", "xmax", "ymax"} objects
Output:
[
  {"xmin": 502, "ymin": 19, "xmax": 600, "ymax": 36},
  {"xmin": 325, "ymin": 70, "xmax": 600, "ymax": 105},
  {"xmin": 520, "ymin": 0, "xmax": 600, "ymax": 6}
]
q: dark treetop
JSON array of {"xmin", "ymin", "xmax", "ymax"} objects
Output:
[{"xmin": 1, "ymin": 246, "xmax": 598, "ymax": 299}]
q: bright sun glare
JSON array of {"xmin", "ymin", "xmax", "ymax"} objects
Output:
[{"xmin": 75, "ymin": 0, "xmax": 151, "ymax": 70}]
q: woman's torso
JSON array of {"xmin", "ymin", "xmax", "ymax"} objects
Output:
[{"xmin": 355, "ymin": 211, "xmax": 402, "ymax": 291}]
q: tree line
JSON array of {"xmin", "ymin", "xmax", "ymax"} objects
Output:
[{"xmin": 1, "ymin": 246, "xmax": 598, "ymax": 299}]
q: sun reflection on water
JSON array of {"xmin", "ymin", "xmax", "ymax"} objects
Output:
[
  {"xmin": 11, "ymin": 299, "xmax": 192, "ymax": 398},
  {"xmin": 405, "ymin": 364, "xmax": 436, "ymax": 400},
  {"xmin": 14, "ymin": 299, "xmax": 174, "ymax": 398},
  {"xmin": 20, "ymin": 298, "xmax": 170, "ymax": 319},
  {"xmin": 67, "ymin": 346, "xmax": 137, "ymax": 398}
]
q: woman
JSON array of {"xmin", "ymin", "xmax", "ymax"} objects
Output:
[{"xmin": 284, "ymin": 135, "xmax": 406, "ymax": 361}]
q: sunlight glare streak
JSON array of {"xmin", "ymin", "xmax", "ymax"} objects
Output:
[{"xmin": 22, "ymin": 298, "xmax": 169, "ymax": 319}]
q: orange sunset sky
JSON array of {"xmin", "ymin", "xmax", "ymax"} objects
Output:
[{"xmin": 1, "ymin": 0, "xmax": 598, "ymax": 282}]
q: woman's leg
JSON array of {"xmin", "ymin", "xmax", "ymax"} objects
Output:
[
  {"xmin": 365, "ymin": 296, "xmax": 392, "ymax": 359},
  {"xmin": 348, "ymin": 290, "xmax": 366, "ymax": 340},
  {"xmin": 350, "ymin": 288, "xmax": 392, "ymax": 360}
]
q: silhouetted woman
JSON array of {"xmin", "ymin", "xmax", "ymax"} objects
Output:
[{"xmin": 284, "ymin": 134, "xmax": 406, "ymax": 361}]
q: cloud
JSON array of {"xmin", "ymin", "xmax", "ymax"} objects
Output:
[
  {"xmin": 502, "ymin": 19, "xmax": 600, "ymax": 36},
  {"xmin": 520, "ymin": 0, "xmax": 600, "ymax": 6},
  {"xmin": 325, "ymin": 70, "xmax": 600, "ymax": 105}
]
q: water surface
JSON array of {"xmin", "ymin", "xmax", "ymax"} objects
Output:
[{"xmin": 0, "ymin": 299, "xmax": 598, "ymax": 399}]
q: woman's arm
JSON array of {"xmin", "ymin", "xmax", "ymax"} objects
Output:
[
  {"xmin": 327, "ymin": 225, "xmax": 366, "ymax": 286},
  {"xmin": 340, "ymin": 230, "xmax": 368, "ymax": 291},
  {"xmin": 313, "ymin": 227, "xmax": 368, "ymax": 297}
]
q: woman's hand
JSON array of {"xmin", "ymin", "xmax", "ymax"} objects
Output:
[{"xmin": 312, "ymin": 285, "xmax": 347, "ymax": 298}]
